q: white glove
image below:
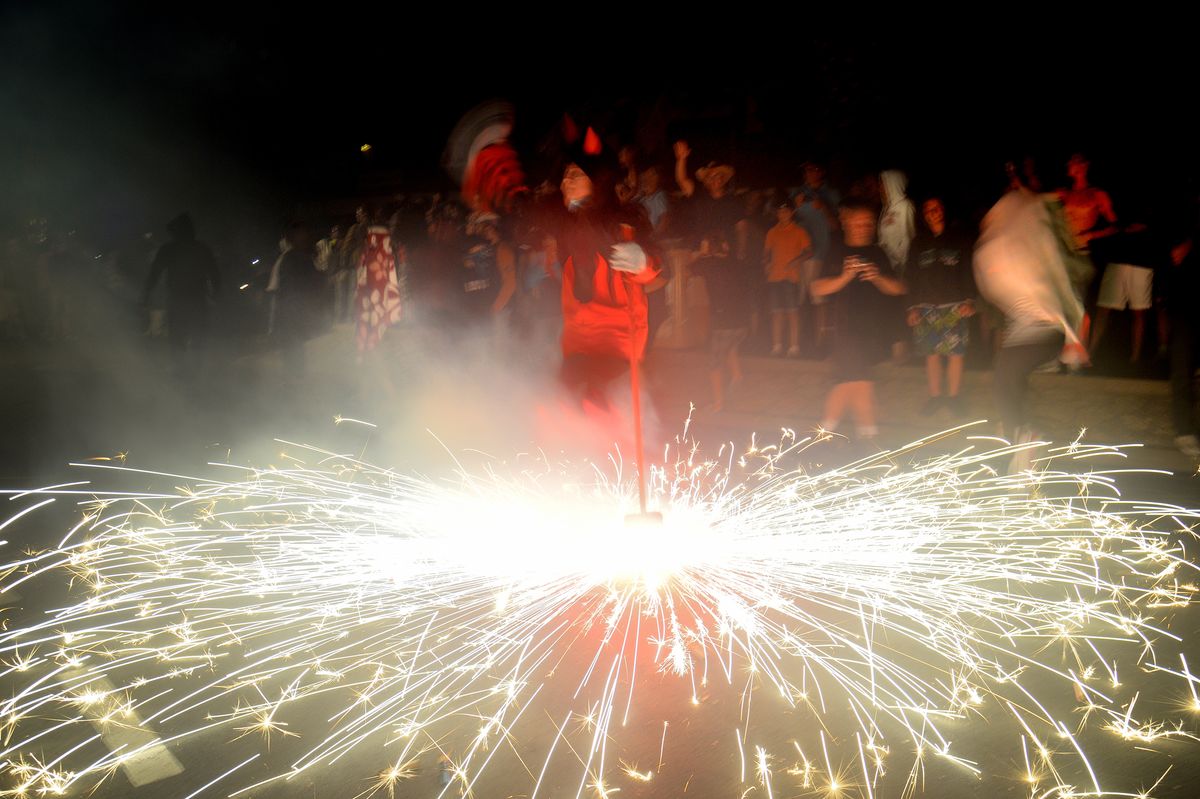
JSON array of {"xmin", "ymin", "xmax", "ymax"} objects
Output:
[{"xmin": 608, "ymin": 242, "xmax": 647, "ymax": 274}]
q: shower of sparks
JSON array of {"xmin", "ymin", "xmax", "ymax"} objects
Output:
[{"xmin": 0, "ymin": 424, "xmax": 1198, "ymax": 798}]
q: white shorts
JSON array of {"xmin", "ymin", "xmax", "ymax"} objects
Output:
[{"xmin": 1096, "ymin": 263, "xmax": 1152, "ymax": 311}]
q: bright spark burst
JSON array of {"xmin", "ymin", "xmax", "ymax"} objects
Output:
[{"xmin": 0, "ymin": 425, "xmax": 1198, "ymax": 798}]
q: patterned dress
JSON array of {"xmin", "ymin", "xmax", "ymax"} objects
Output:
[{"xmin": 356, "ymin": 225, "xmax": 403, "ymax": 352}]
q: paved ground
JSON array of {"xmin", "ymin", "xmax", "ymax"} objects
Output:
[
  {"xmin": 646, "ymin": 348, "xmax": 1196, "ymax": 477},
  {"xmin": 0, "ymin": 326, "xmax": 1198, "ymax": 799}
]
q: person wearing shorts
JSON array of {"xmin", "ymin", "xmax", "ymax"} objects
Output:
[
  {"xmin": 691, "ymin": 231, "xmax": 750, "ymax": 412},
  {"xmin": 906, "ymin": 197, "xmax": 976, "ymax": 416},
  {"xmin": 1090, "ymin": 246, "xmax": 1154, "ymax": 362},
  {"xmin": 812, "ymin": 202, "xmax": 906, "ymax": 442},
  {"xmin": 763, "ymin": 202, "xmax": 812, "ymax": 357}
]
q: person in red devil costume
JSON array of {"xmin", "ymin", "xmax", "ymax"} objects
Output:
[
  {"xmin": 553, "ymin": 130, "xmax": 660, "ymax": 407},
  {"xmin": 448, "ymin": 105, "xmax": 658, "ymax": 405}
]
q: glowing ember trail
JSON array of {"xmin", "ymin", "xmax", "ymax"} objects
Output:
[{"xmin": 0, "ymin": 424, "xmax": 1197, "ymax": 798}]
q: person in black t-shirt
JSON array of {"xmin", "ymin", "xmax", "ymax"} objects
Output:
[
  {"xmin": 811, "ymin": 202, "xmax": 906, "ymax": 442},
  {"xmin": 673, "ymin": 140, "xmax": 740, "ymax": 248},
  {"xmin": 690, "ymin": 231, "xmax": 750, "ymax": 412}
]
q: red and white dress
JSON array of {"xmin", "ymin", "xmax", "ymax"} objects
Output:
[{"xmin": 356, "ymin": 225, "xmax": 403, "ymax": 352}]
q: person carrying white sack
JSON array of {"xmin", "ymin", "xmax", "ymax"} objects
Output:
[{"xmin": 974, "ymin": 166, "xmax": 1085, "ymax": 443}]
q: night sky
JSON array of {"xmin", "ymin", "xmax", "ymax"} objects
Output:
[{"xmin": 2, "ymin": 7, "xmax": 1191, "ymax": 243}]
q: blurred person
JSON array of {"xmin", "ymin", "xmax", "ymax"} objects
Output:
[
  {"xmin": 793, "ymin": 163, "xmax": 840, "ymax": 352},
  {"xmin": 812, "ymin": 201, "xmax": 906, "ymax": 442},
  {"xmin": 555, "ymin": 146, "xmax": 659, "ymax": 408},
  {"xmin": 906, "ymin": 197, "xmax": 976, "ymax": 416},
  {"xmin": 637, "ymin": 166, "xmax": 669, "ymax": 232},
  {"xmin": 878, "ymin": 169, "xmax": 912, "ymax": 268},
  {"xmin": 1166, "ymin": 213, "xmax": 1200, "ymax": 458},
  {"xmin": 973, "ymin": 186, "xmax": 1010, "ymax": 366},
  {"xmin": 387, "ymin": 210, "xmax": 410, "ymax": 308},
  {"xmin": 1058, "ymin": 153, "xmax": 1118, "ymax": 253},
  {"xmin": 794, "ymin": 163, "xmax": 840, "ymax": 265},
  {"xmin": 763, "ymin": 200, "xmax": 812, "ymax": 357},
  {"xmin": 514, "ymin": 229, "xmax": 562, "ymax": 359},
  {"xmin": 315, "ymin": 224, "xmax": 341, "ymax": 273},
  {"xmin": 633, "ymin": 168, "xmax": 671, "ymax": 347},
  {"xmin": 1035, "ymin": 163, "xmax": 1098, "ymax": 371},
  {"xmin": 1021, "ymin": 156, "xmax": 1043, "ymax": 192},
  {"xmin": 356, "ymin": 210, "xmax": 403, "ymax": 353},
  {"xmin": 462, "ymin": 216, "xmax": 497, "ymax": 320},
  {"xmin": 846, "ymin": 174, "xmax": 881, "ymax": 213},
  {"xmin": 736, "ymin": 191, "xmax": 769, "ymax": 344},
  {"xmin": 616, "ymin": 145, "xmax": 639, "ymax": 204},
  {"xmin": 974, "ymin": 165, "xmax": 1084, "ymax": 449},
  {"xmin": 264, "ymin": 234, "xmax": 291, "ymax": 336},
  {"xmin": 1054, "ymin": 154, "xmax": 1115, "ymax": 370},
  {"xmin": 464, "ymin": 220, "xmax": 517, "ymax": 326},
  {"xmin": 143, "ymin": 213, "xmax": 219, "ymax": 377},
  {"xmin": 674, "ymin": 140, "xmax": 740, "ymax": 246},
  {"xmin": 689, "ymin": 231, "xmax": 748, "ymax": 412},
  {"xmin": 335, "ymin": 206, "xmax": 369, "ymax": 323},
  {"xmin": 273, "ymin": 222, "xmax": 326, "ymax": 376},
  {"xmin": 315, "ymin": 223, "xmax": 341, "ymax": 329},
  {"xmin": 1088, "ymin": 220, "xmax": 1163, "ymax": 363},
  {"xmin": 879, "ymin": 169, "xmax": 916, "ymax": 362},
  {"xmin": 407, "ymin": 206, "xmax": 464, "ymax": 329}
]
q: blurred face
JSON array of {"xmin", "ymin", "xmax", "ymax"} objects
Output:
[
  {"xmin": 561, "ymin": 164, "xmax": 593, "ymax": 206},
  {"xmin": 639, "ymin": 168, "xmax": 659, "ymax": 194},
  {"xmin": 355, "ymin": 207, "xmax": 367, "ymax": 224},
  {"xmin": 703, "ymin": 173, "xmax": 729, "ymax": 196},
  {"xmin": 804, "ymin": 164, "xmax": 824, "ymax": 188},
  {"xmin": 775, "ymin": 206, "xmax": 793, "ymax": 224},
  {"xmin": 922, "ymin": 199, "xmax": 945, "ymax": 232},
  {"xmin": 1067, "ymin": 157, "xmax": 1089, "ymax": 182},
  {"xmin": 840, "ymin": 208, "xmax": 875, "ymax": 243}
]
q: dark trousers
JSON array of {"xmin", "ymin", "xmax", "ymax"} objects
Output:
[
  {"xmin": 1170, "ymin": 311, "xmax": 1198, "ymax": 436},
  {"xmin": 993, "ymin": 333, "xmax": 1064, "ymax": 437}
]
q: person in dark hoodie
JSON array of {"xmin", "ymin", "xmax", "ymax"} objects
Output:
[
  {"xmin": 144, "ymin": 212, "xmax": 219, "ymax": 376},
  {"xmin": 906, "ymin": 197, "xmax": 976, "ymax": 416}
]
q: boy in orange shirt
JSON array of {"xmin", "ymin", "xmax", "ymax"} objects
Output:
[{"xmin": 763, "ymin": 201, "xmax": 812, "ymax": 356}]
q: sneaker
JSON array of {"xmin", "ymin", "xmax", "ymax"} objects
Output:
[
  {"xmin": 786, "ymin": 345, "xmax": 801, "ymax": 358},
  {"xmin": 1176, "ymin": 434, "xmax": 1200, "ymax": 459},
  {"xmin": 919, "ymin": 396, "xmax": 943, "ymax": 416},
  {"xmin": 1033, "ymin": 359, "xmax": 1062, "ymax": 374},
  {"xmin": 770, "ymin": 343, "xmax": 784, "ymax": 357},
  {"xmin": 946, "ymin": 395, "xmax": 968, "ymax": 416}
]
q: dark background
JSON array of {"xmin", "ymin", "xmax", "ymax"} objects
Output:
[{"xmin": 2, "ymin": 7, "xmax": 1193, "ymax": 243}]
